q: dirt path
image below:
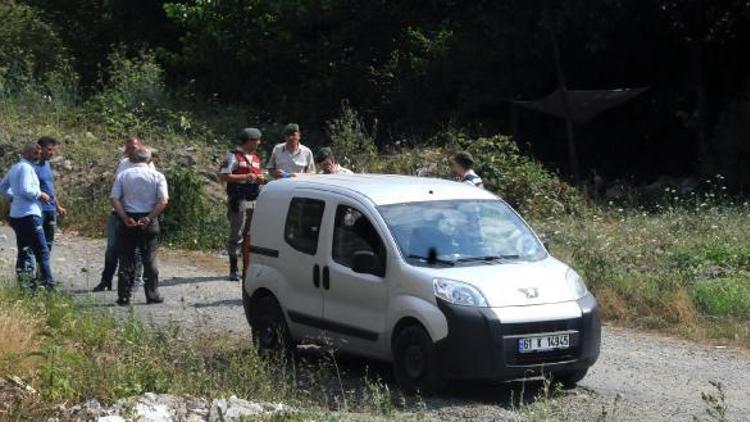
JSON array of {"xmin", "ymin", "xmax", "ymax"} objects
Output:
[{"xmin": 1, "ymin": 224, "xmax": 748, "ymax": 421}]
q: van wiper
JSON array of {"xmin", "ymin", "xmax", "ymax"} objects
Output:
[
  {"xmin": 453, "ymin": 254, "xmax": 520, "ymax": 264},
  {"xmin": 407, "ymin": 254, "xmax": 455, "ymax": 266}
]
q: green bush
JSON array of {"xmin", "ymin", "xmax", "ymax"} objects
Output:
[
  {"xmin": 326, "ymin": 100, "xmax": 378, "ymax": 172},
  {"xmin": 161, "ymin": 168, "xmax": 226, "ymax": 250},
  {"xmin": 691, "ymin": 277, "xmax": 750, "ymax": 319},
  {"xmin": 361, "ymin": 133, "xmax": 584, "ymax": 219},
  {"xmin": 90, "ymin": 51, "xmax": 169, "ymax": 135},
  {"xmin": 0, "ymin": 1, "xmax": 66, "ymax": 97}
]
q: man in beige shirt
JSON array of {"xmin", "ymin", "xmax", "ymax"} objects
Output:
[{"xmin": 267, "ymin": 123, "xmax": 316, "ymax": 178}]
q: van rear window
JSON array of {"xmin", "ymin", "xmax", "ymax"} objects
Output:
[{"xmin": 284, "ymin": 197, "xmax": 325, "ymax": 255}]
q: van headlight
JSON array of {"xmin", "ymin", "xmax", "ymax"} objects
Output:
[
  {"xmin": 433, "ymin": 278, "xmax": 488, "ymax": 307},
  {"xmin": 566, "ymin": 269, "xmax": 588, "ymax": 299}
]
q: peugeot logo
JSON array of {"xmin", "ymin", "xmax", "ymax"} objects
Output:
[{"xmin": 519, "ymin": 287, "xmax": 539, "ymax": 299}]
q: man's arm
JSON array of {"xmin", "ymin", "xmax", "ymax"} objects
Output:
[
  {"xmin": 18, "ymin": 164, "xmax": 48, "ymax": 203},
  {"xmin": 218, "ymin": 153, "xmax": 259, "ymax": 183},
  {"xmin": 111, "ymin": 197, "xmax": 137, "ymax": 227},
  {"xmin": 138, "ymin": 174, "xmax": 169, "ymax": 226},
  {"xmin": 53, "ymin": 169, "xmax": 67, "ymax": 215},
  {"xmin": 110, "ymin": 174, "xmax": 135, "ymax": 226}
]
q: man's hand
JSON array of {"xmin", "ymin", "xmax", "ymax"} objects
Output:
[
  {"xmin": 39, "ymin": 192, "xmax": 50, "ymax": 203},
  {"xmin": 245, "ymin": 173, "xmax": 257, "ymax": 182},
  {"xmin": 56, "ymin": 205, "xmax": 67, "ymax": 216},
  {"xmin": 124, "ymin": 217, "xmax": 138, "ymax": 227},
  {"xmin": 137, "ymin": 216, "xmax": 152, "ymax": 227}
]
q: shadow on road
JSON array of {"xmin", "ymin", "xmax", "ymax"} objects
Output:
[
  {"xmin": 194, "ymin": 299, "xmax": 243, "ymax": 308},
  {"xmin": 160, "ymin": 276, "xmax": 222, "ymax": 286}
]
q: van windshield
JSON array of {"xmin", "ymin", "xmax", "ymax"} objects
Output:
[{"xmin": 378, "ymin": 200, "xmax": 546, "ymax": 266}]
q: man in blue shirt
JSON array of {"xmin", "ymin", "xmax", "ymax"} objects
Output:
[
  {"xmin": 21, "ymin": 137, "xmax": 67, "ymax": 276},
  {"xmin": 0, "ymin": 143, "xmax": 55, "ymax": 289}
]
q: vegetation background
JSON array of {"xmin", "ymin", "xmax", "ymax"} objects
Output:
[{"xmin": 0, "ymin": 0, "xmax": 749, "ymax": 365}]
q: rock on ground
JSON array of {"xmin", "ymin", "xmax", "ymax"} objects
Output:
[{"xmin": 64, "ymin": 393, "xmax": 289, "ymax": 421}]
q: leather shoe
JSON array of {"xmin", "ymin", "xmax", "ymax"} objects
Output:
[
  {"xmin": 93, "ymin": 281, "xmax": 112, "ymax": 292},
  {"xmin": 116, "ymin": 298, "xmax": 130, "ymax": 306},
  {"xmin": 146, "ymin": 296, "xmax": 164, "ymax": 304}
]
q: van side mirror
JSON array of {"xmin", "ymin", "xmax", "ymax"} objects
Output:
[{"xmin": 352, "ymin": 251, "xmax": 384, "ymax": 277}]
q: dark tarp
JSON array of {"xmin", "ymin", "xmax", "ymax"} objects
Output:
[{"xmin": 512, "ymin": 87, "xmax": 648, "ymax": 124}]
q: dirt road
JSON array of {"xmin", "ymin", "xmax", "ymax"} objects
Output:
[{"xmin": 1, "ymin": 224, "xmax": 748, "ymax": 421}]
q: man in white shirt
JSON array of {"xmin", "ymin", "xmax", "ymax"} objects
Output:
[
  {"xmin": 93, "ymin": 136, "xmax": 154, "ymax": 292},
  {"xmin": 452, "ymin": 151, "xmax": 484, "ymax": 189},
  {"xmin": 316, "ymin": 147, "xmax": 353, "ymax": 175},
  {"xmin": 110, "ymin": 147, "xmax": 169, "ymax": 306},
  {"xmin": 267, "ymin": 123, "xmax": 316, "ymax": 178}
]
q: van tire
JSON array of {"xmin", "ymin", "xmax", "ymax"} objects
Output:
[
  {"xmin": 552, "ymin": 368, "xmax": 588, "ymax": 389},
  {"xmin": 393, "ymin": 324, "xmax": 445, "ymax": 395},
  {"xmin": 246, "ymin": 293, "xmax": 292, "ymax": 356}
]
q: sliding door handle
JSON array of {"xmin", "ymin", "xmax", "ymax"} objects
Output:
[
  {"xmin": 322, "ymin": 266, "xmax": 330, "ymax": 290},
  {"xmin": 313, "ymin": 264, "xmax": 320, "ymax": 288}
]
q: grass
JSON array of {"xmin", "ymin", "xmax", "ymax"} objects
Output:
[
  {"xmin": 0, "ymin": 285, "xmax": 426, "ymax": 420},
  {"xmin": 534, "ymin": 202, "xmax": 750, "ymax": 348}
]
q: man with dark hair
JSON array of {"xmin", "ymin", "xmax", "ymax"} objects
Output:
[
  {"xmin": 93, "ymin": 136, "xmax": 152, "ymax": 292},
  {"xmin": 219, "ymin": 128, "xmax": 265, "ymax": 281},
  {"xmin": 33, "ymin": 137, "xmax": 66, "ymax": 251},
  {"xmin": 316, "ymin": 147, "xmax": 353, "ymax": 175},
  {"xmin": 452, "ymin": 151, "xmax": 484, "ymax": 188},
  {"xmin": 110, "ymin": 147, "xmax": 168, "ymax": 306},
  {"xmin": 267, "ymin": 123, "xmax": 315, "ymax": 178},
  {"xmin": 0, "ymin": 143, "xmax": 55, "ymax": 290}
]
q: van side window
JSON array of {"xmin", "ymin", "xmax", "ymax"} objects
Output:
[
  {"xmin": 285, "ymin": 198, "xmax": 325, "ymax": 255},
  {"xmin": 333, "ymin": 205, "xmax": 386, "ymax": 273}
]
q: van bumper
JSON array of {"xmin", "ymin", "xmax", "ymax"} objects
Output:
[{"xmin": 434, "ymin": 294, "xmax": 601, "ymax": 380}]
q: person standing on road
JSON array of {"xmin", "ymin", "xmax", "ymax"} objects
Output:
[
  {"xmin": 219, "ymin": 128, "xmax": 265, "ymax": 281},
  {"xmin": 267, "ymin": 123, "xmax": 315, "ymax": 179},
  {"xmin": 93, "ymin": 136, "xmax": 153, "ymax": 292},
  {"xmin": 110, "ymin": 147, "xmax": 168, "ymax": 306},
  {"xmin": 21, "ymin": 137, "xmax": 67, "ymax": 277},
  {"xmin": 316, "ymin": 147, "xmax": 353, "ymax": 175},
  {"xmin": 452, "ymin": 151, "xmax": 484, "ymax": 188},
  {"xmin": 0, "ymin": 143, "xmax": 55, "ymax": 290}
]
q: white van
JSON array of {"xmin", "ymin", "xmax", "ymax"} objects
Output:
[{"xmin": 243, "ymin": 175, "xmax": 600, "ymax": 394}]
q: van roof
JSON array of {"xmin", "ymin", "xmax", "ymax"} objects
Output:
[{"xmin": 263, "ymin": 174, "xmax": 498, "ymax": 206}]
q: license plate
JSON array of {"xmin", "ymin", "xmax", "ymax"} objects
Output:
[{"xmin": 518, "ymin": 333, "xmax": 570, "ymax": 353}]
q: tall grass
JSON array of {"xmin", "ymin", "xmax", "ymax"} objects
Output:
[{"xmin": 0, "ymin": 286, "xmax": 425, "ymax": 419}]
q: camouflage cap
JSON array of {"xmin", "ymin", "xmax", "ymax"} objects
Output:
[
  {"xmin": 282, "ymin": 123, "xmax": 300, "ymax": 136},
  {"xmin": 238, "ymin": 128, "xmax": 262, "ymax": 142},
  {"xmin": 316, "ymin": 147, "xmax": 334, "ymax": 163},
  {"xmin": 453, "ymin": 151, "xmax": 475, "ymax": 168}
]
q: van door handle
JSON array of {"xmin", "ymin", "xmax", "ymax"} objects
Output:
[
  {"xmin": 313, "ymin": 264, "xmax": 320, "ymax": 288},
  {"xmin": 322, "ymin": 266, "xmax": 330, "ymax": 290}
]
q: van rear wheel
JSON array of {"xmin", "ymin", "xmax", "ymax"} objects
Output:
[
  {"xmin": 246, "ymin": 293, "xmax": 292, "ymax": 356},
  {"xmin": 393, "ymin": 324, "xmax": 445, "ymax": 395}
]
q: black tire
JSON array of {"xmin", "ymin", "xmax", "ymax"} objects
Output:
[
  {"xmin": 392, "ymin": 324, "xmax": 445, "ymax": 395},
  {"xmin": 551, "ymin": 368, "xmax": 588, "ymax": 389},
  {"xmin": 245, "ymin": 292, "xmax": 292, "ymax": 356}
]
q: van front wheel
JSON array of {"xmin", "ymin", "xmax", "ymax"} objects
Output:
[{"xmin": 393, "ymin": 325, "xmax": 445, "ymax": 395}]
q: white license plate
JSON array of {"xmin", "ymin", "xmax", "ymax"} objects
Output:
[{"xmin": 518, "ymin": 333, "xmax": 571, "ymax": 353}]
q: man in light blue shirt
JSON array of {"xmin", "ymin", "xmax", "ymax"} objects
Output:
[{"xmin": 0, "ymin": 143, "xmax": 55, "ymax": 289}]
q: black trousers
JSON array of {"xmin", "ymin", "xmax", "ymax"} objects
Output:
[{"xmin": 117, "ymin": 214, "xmax": 161, "ymax": 302}]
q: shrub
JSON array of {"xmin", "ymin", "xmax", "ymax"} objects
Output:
[
  {"xmin": 691, "ymin": 277, "xmax": 750, "ymax": 319},
  {"xmin": 0, "ymin": 1, "xmax": 66, "ymax": 97},
  {"xmin": 91, "ymin": 51, "xmax": 169, "ymax": 135},
  {"xmin": 161, "ymin": 168, "xmax": 226, "ymax": 250},
  {"xmin": 325, "ymin": 100, "xmax": 378, "ymax": 172}
]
